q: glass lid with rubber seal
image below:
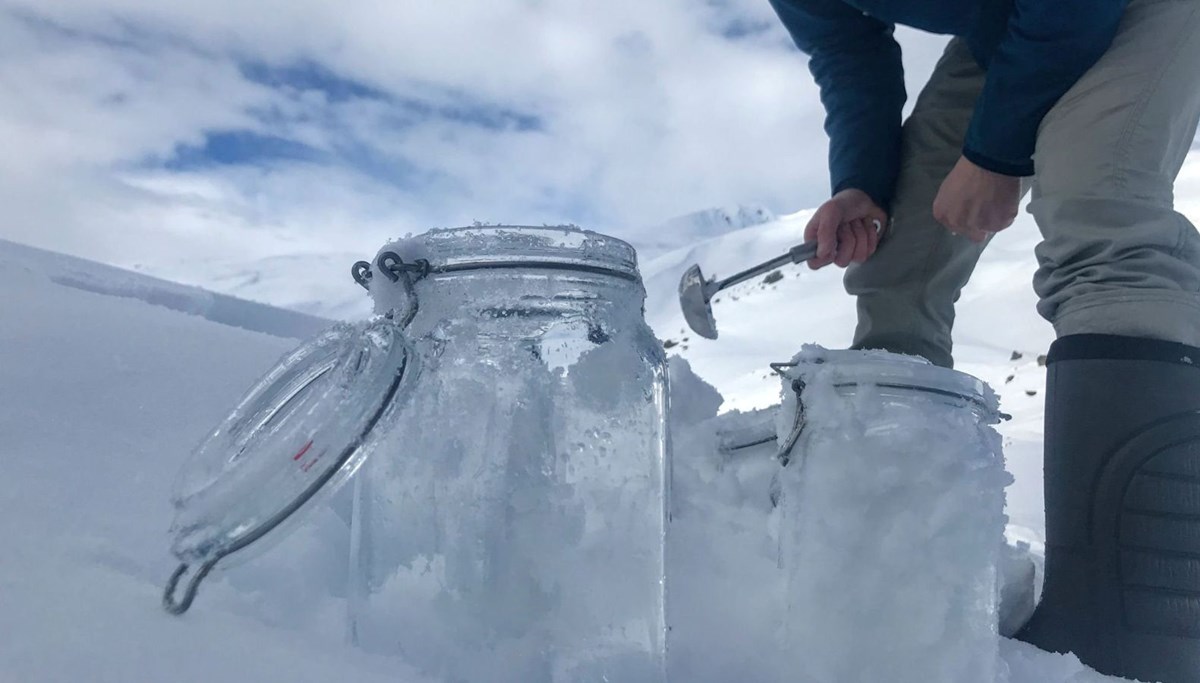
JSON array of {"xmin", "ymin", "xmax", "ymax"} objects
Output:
[{"xmin": 163, "ymin": 317, "xmax": 412, "ymax": 614}]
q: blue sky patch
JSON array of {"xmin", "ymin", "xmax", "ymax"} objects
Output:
[
  {"xmin": 240, "ymin": 58, "xmax": 542, "ymax": 132},
  {"xmin": 164, "ymin": 130, "xmax": 326, "ymax": 170},
  {"xmin": 240, "ymin": 60, "xmax": 388, "ymax": 104},
  {"xmin": 700, "ymin": 0, "xmax": 777, "ymax": 40},
  {"xmin": 160, "ymin": 59, "xmax": 544, "ymax": 181},
  {"xmin": 395, "ymin": 95, "xmax": 542, "ymax": 133},
  {"xmin": 718, "ymin": 17, "xmax": 776, "ymax": 40},
  {"xmin": 162, "ymin": 58, "xmax": 546, "ymax": 176}
]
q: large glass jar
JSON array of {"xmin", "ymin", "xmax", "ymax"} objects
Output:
[{"xmin": 349, "ymin": 226, "xmax": 669, "ymax": 683}]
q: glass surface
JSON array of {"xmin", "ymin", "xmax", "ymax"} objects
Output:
[
  {"xmin": 169, "ymin": 319, "xmax": 410, "ymax": 565},
  {"xmin": 350, "ymin": 226, "xmax": 669, "ymax": 683},
  {"xmin": 775, "ymin": 350, "xmax": 1007, "ymax": 683}
]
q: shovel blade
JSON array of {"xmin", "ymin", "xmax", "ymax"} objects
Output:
[{"xmin": 679, "ymin": 264, "xmax": 719, "ymax": 340}]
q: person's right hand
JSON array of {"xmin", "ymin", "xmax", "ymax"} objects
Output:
[{"xmin": 805, "ymin": 188, "xmax": 888, "ymax": 270}]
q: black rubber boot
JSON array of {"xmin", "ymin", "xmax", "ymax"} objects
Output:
[{"xmin": 1017, "ymin": 334, "xmax": 1200, "ymax": 682}]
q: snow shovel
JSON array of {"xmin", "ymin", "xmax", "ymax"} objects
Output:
[{"xmin": 678, "ymin": 219, "xmax": 882, "ymax": 340}]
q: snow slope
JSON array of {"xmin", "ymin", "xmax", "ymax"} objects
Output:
[
  {"xmin": 635, "ymin": 204, "xmax": 776, "ymax": 261},
  {"xmin": 0, "ymin": 239, "xmax": 332, "ymax": 341},
  {"xmin": 0, "ymin": 234, "xmax": 1132, "ymax": 682},
  {"xmin": 0, "ymin": 243, "xmax": 430, "ymax": 683},
  {"xmin": 142, "ymin": 249, "xmax": 375, "ymax": 323}
]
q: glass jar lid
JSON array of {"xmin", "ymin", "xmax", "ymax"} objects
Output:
[{"xmin": 164, "ymin": 318, "xmax": 411, "ymax": 613}]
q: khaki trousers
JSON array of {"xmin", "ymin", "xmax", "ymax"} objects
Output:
[{"xmin": 845, "ymin": 0, "xmax": 1200, "ymax": 368}]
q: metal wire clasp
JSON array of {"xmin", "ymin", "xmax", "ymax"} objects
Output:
[
  {"xmin": 771, "ymin": 362, "xmax": 809, "ymax": 467},
  {"xmin": 352, "ymin": 252, "xmax": 432, "ymax": 291},
  {"xmin": 377, "ymin": 252, "xmax": 431, "ymax": 283},
  {"xmin": 163, "ymin": 559, "xmax": 219, "ymax": 615},
  {"xmin": 351, "ymin": 252, "xmax": 425, "ymax": 328}
]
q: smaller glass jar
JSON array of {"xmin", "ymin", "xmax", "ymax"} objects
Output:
[{"xmin": 772, "ymin": 347, "xmax": 1010, "ymax": 683}]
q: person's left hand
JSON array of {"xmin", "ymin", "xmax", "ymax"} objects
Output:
[{"xmin": 932, "ymin": 156, "xmax": 1021, "ymax": 242}]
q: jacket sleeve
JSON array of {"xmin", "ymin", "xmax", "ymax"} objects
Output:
[
  {"xmin": 963, "ymin": 0, "xmax": 1128, "ymax": 176},
  {"xmin": 769, "ymin": 0, "xmax": 906, "ymax": 210}
]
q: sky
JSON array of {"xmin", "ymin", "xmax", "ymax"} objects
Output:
[{"xmin": 0, "ymin": 0, "xmax": 952, "ymax": 280}]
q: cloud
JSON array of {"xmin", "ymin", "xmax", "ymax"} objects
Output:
[{"xmin": 0, "ymin": 0, "xmax": 949, "ymax": 282}]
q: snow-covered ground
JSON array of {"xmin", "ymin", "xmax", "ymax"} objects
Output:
[
  {"xmin": 0, "ymin": 240, "xmax": 425, "ymax": 683},
  {"xmin": 9, "ymin": 154, "xmax": 1200, "ymax": 682}
]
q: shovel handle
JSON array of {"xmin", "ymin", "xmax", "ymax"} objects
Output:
[
  {"xmin": 788, "ymin": 218, "xmax": 883, "ymax": 266},
  {"xmin": 709, "ymin": 240, "xmax": 820, "ymax": 293},
  {"xmin": 681, "ymin": 218, "xmax": 885, "ymax": 337},
  {"xmin": 788, "ymin": 242, "xmax": 818, "ymax": 264}
]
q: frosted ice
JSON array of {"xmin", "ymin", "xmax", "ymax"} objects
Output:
[
  {"xmin": 665, "ymin": 353, "xmax": 1059, "ymax": 683},
  {"xmin": 775, "ymin": 346, "xmax": 1011, "ymax": 683},
  {"xmin": 350, "ymin": 226, "xmax": 668, "ymax": 682},
  {"xmin": 666, "ymin": 359, "xmax": 791, "ymax": 682}
]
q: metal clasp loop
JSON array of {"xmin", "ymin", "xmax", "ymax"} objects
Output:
[
  {"xmin": 373, "ymin": 252, "xmax": 424, "ymax": 328},
  {"xmin": 347, "ymin": 252, "xmax": 430, "ymax": 326},
  {"xmin": 351, "ymin": 261, "xmax": 373, "ymax": 290},
  {"xmin": 349, "ymin": 253, "xmax": 432, "ymax": 290},
  {"xmin": 376, "ymin": 252, "xmax": 430, "ymax": 283},
  {"xmin": 163, "ymin": 559, "xmax": 219, "ymax": 615}
]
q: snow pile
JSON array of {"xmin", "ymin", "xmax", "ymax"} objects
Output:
[
  {"xmin": 666, "ymin": 361, "xmax": 791, "ymax": 682},
  {"xmin": 1001, "ymin": 640, "xmax": 1132, "ymax": 683}
]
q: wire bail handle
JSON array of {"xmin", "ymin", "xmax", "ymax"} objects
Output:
[
  {"xmin": 163, "ymin": 559, "xmax": 219, "ymax": 615},
  {"xmin": 768, "ymin": 359, "xmax": 1012, "ymax": 468},
  {"xmin": 771, "ymin": 362, "xmax": 810, "ymax": 467}
]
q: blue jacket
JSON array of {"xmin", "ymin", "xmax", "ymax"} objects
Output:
[{"xmin": 769, "ymin": 0, "xmax": 1128, "ymax": 210}]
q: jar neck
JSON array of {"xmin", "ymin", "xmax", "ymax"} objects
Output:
[{"xmin": 379, "ymin": 269, "xmax": 647, "ymax": 340}]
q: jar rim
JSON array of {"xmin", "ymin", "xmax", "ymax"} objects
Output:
[
  {"xmin": 376, "ymin": 225, "xmax": 640, "ymax": 281},
  {"xmin": 774, "ymin": 348, "xmax": 1000, "ymax": 415}
]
